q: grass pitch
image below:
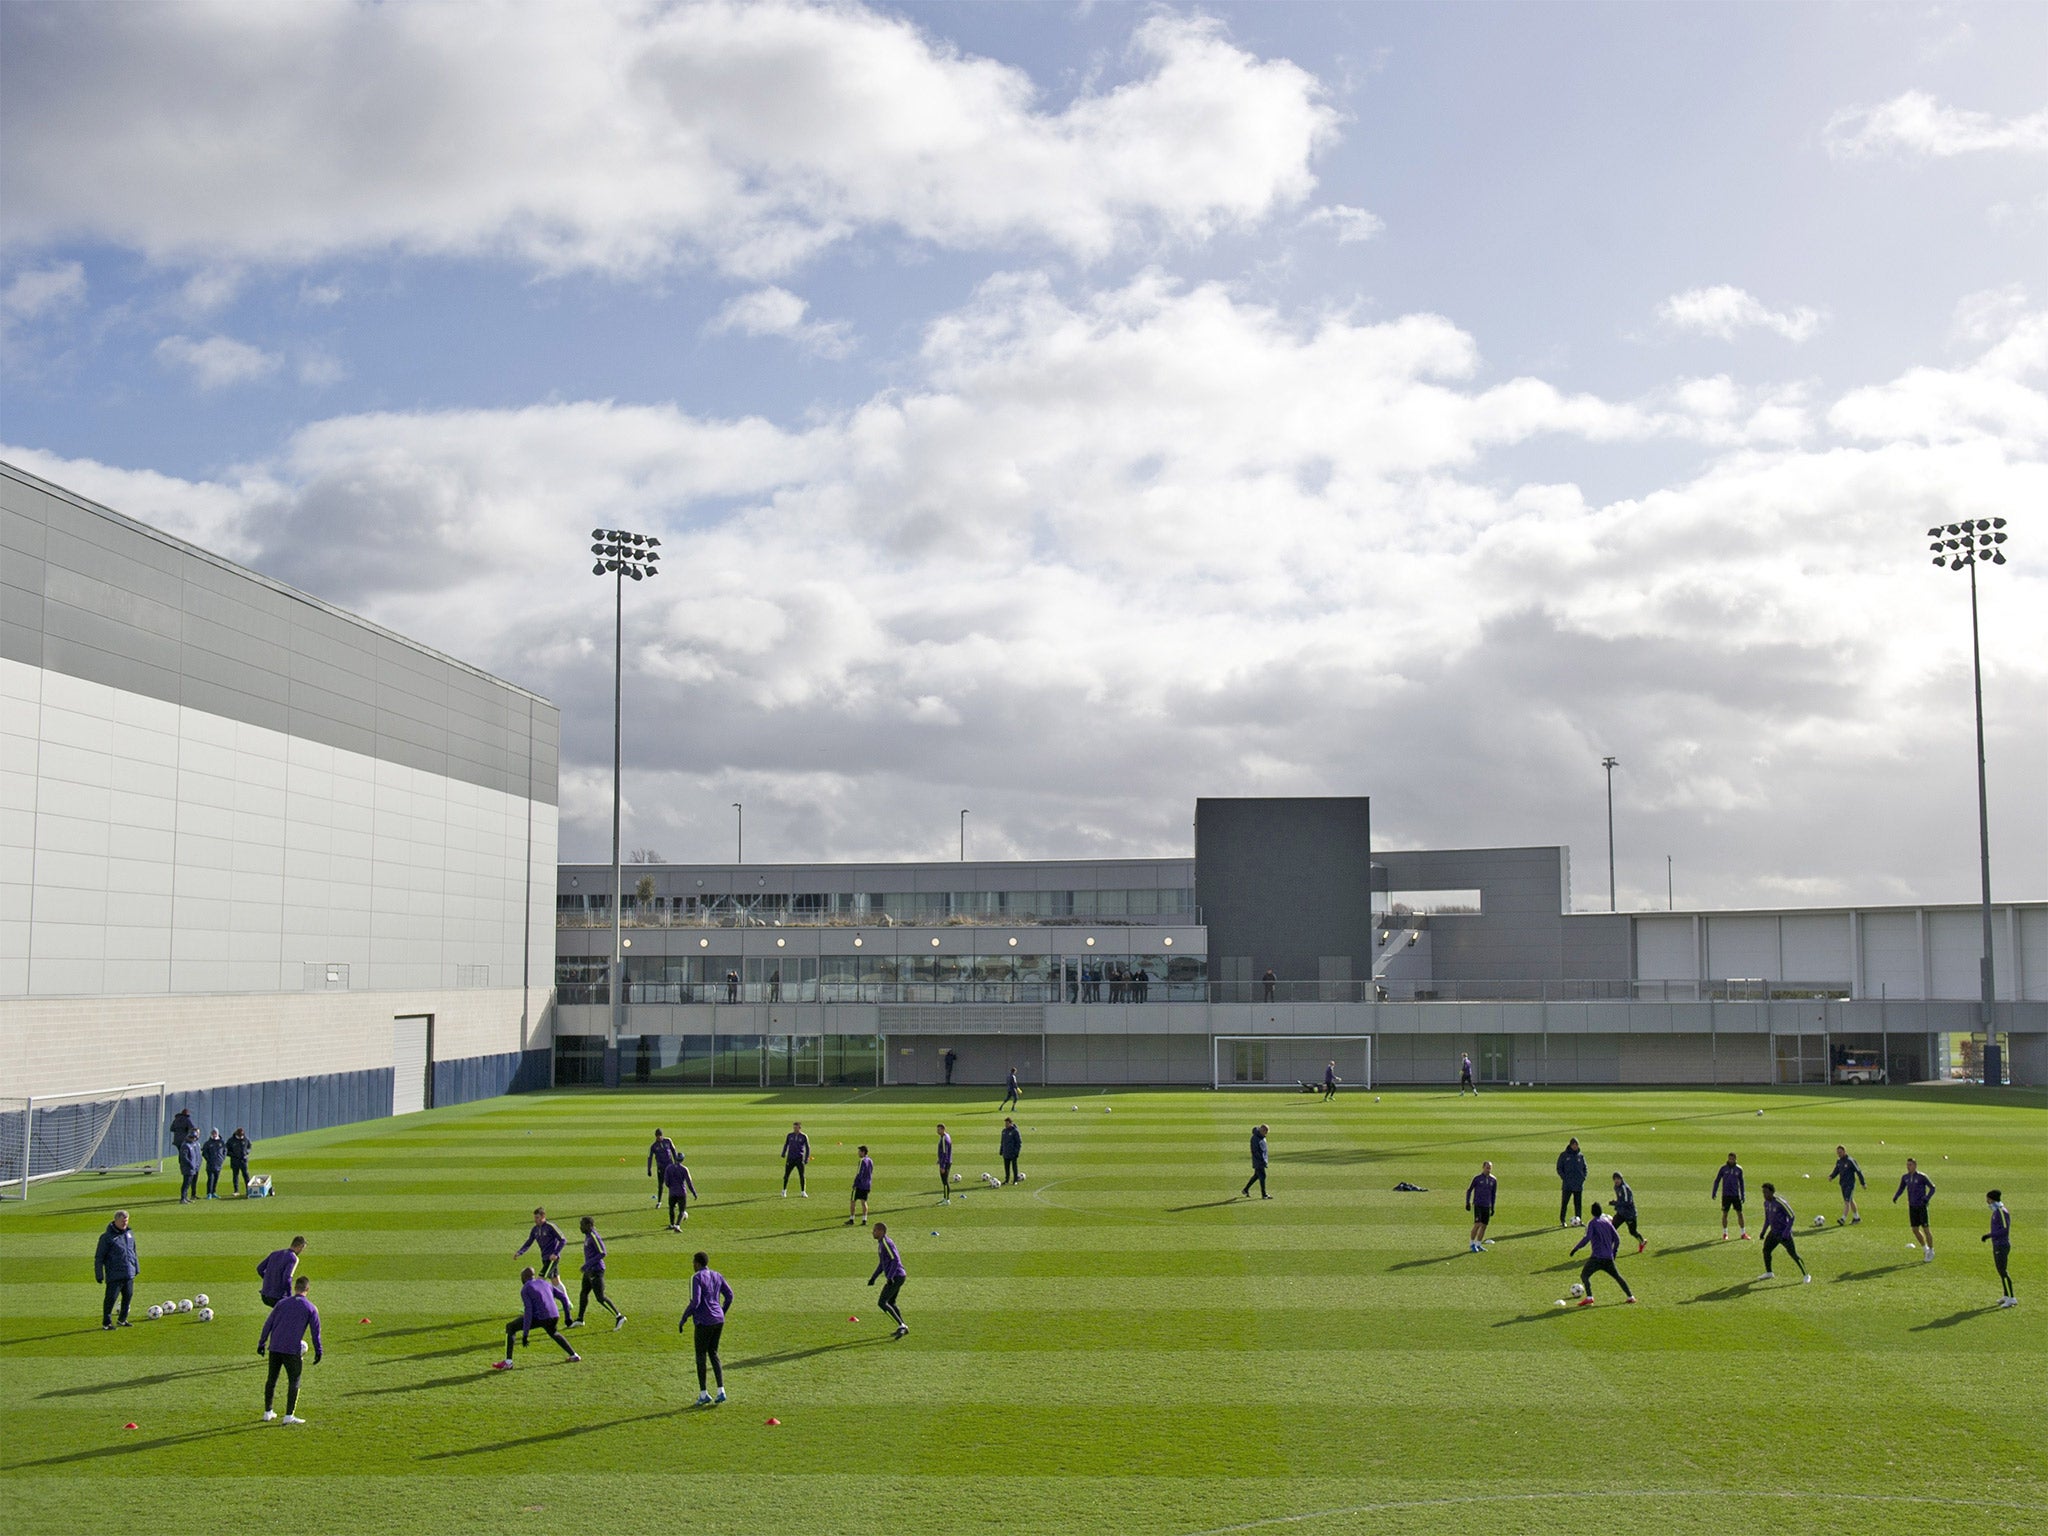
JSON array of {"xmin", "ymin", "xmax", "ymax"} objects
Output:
[{"xmin": 2, "ymin": 1084, "xmax": 2043, "ymax": 1536}]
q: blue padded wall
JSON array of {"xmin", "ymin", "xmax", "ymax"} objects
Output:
[{"xmin": 433, "ymin": 1047, "xmax": 552, "ymax": 1108}]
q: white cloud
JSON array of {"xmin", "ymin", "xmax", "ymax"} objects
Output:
[
  {"xmin": 1657, "ymin": 285, "xmax": 1824, "ymax": 343},
  {"xmin": 297, "ymin": 350, "xmax": 347, "ymax": 387},
  {"xmin": 0, "ymin": 3, "xmax": 1337, "ymax": 277},
  {"xmin": 1, "ymin": 260, "xmax": 85, "ymax": 318},
  {"xmin": 12, "ymin": 275, "xmax": 2040, "ymax": 900},
  {"xmin": 707, "ymin": 285, "xmax": 854, "ymax": 357},
  {"xmin": 178, "ymin": 265, "xmax": 241, "ymax": 315},
  {"xmin": 299, "ymin": 280, "xmax": 343, "ymax": 307},
  {"xmin": 153, "ymin": 332, "xmax": 280, "ymax": 389},
  {"xmin": 1826, "ymin": 90, "xmax": 2048, "ymax": 159},
  {"xmin": 1305, "ymin": 204, "xmax": 1384, "ymax": 243}
]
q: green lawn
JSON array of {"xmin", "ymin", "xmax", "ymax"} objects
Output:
[{"xmin": 2, "ymin": 1084, "xmax": 2043, "ymax": 1536}]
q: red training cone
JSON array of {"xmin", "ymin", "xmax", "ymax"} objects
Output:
[
  {"xmin": 765, "ymin": 1417, "xmax": 781, "ymax": 1426},
  {"xmin": 124, "ymin": 1422, "xmax": 138, "ymax": 1430},
  {"xmin": 848, "ymin": 1314, "xmax": 858, "ymax": 1322}
]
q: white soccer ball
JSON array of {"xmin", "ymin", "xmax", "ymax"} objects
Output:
[
  {"xmin": 1104, "ymin": 1106, "xmax": 1112, "ymax": 1113},
  {"xmin": 147, "ymin": 1305, "xmax": 163, "ymax": 1320},
  {"xmin": 1554, "ymin": 1299, "xmax": 1567, "ymax": 1307},
  {"xmin": 951, "ymin": 1173, "xmax": 961, "ymax": 1183},
  {"xmin": 198, "ymin": 1307, "xmax": 214, "ymax": 1322},
  {"xmin": 195, "ymin": 1293, "xmax": 209, "ymax": 1306},
  {"xmin": 1017, "ymin": 1171, "xmax": 1027, "ymax": 1181},
  {"xmin": 1756, "ymin": 1109, "xmax": 1764, "ymax": 1117},
  {"xmin": 178, "ymin": 1299, "xmax": 193, "ymax": 1313},
  {"xmin": 1569, "ymin": 1282, "xmax": 1586, "ymax": 1298},
  {"xmin": 163, "ymin": 1300, "xmax": 178, "ymax": 1314},
  {"xmin": 1812, "ymin": 1215, "xmax": 1825, "ymax": 1228}
]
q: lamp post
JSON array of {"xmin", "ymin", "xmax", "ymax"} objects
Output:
[
  {"xmin": 733, "ymin": 802, "xmax": 743, "ymax": 864},
  {"xmin": 960, "ymin": 809, "xmax": 968, "ymax": 862},
  {"xmin": 1601, "ymin": 756, "xmax": 1619, "ymax": 913},
  {"xmin": 591, "ymin": 528, "xmax": 660, "ymax": 1086},
  {"xmin": 1929, "ymin": 516, "xmax": 2009, "ymax": 1086}
]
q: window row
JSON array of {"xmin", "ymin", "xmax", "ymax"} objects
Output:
[
  {"xmin": 557, "ymin": 888, "xmax": 1197, "ymax": 924},
  {"xmin": 554, "ymin": 952, "xmax": 1207, "ymax": 1005}
]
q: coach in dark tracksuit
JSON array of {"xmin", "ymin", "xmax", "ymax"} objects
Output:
[
  {"xmin": 176, "ymin": 1136, "xmax": 202, "ymax": 1204},
  {"xmin": 1000, "ymin": 1118, "xmax": 1023, "ymax": 1185},
  {"xmin": 226, "ymin": 1128, "xmax": 253, "ymax": 1194},
  {"xmin": 1241, "ymin": 1124, "xmax": 1271, "ymax": 1200},
  {"xmin": 201, "ymin": 1129, "xmax": 227, "ymax": 1199},
  {"xmin": 1556, "ymin": 1138, "xmax": 1588, "ymax": 1226},
  {"xmin": 168, "ymin": 1107, "xmax": 197, "ymax": 1153},
  {"xmin": 94, "ymin": 1211, "xmax": 139, "ymax": 1328}
]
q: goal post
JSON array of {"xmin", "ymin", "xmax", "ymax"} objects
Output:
[
  {"xmin": 0, "ymin": 1083, "xmax": 167, "ymax": 1201},
  {"xmin": 1212, "ymin": 1036, "xmax": 1372, "ymax": 1091}
]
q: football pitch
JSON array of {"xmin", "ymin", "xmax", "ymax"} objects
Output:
[{"xmin": 2, "ymin": 1085, "xmax": 2042, "ymax": 1536}]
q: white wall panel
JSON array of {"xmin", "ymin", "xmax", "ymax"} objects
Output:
[
  {"xmin": 1707, "ymin": 917, "xmax": 1780, "ymax": 979},
  {"xmin": 2, "ymin": 655, "xmax": 554, "ymax": 1007}
]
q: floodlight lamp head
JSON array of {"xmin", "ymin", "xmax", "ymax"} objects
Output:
[
  {"xmin": 593, "ymin": 562, "xmax": 606, "ymax": 575},
  {"xmin": 1927, "ymin": 526, "xmax": 1942, "ymax": 538},
  {"xmin": 1931, "ymin": 556, "xmax": 1946, "ymax": 567},
  {"xmin": 646, "ymin": 536, "xmax": 661, "ymax": 548},
  {"xmin": 591, "ymin": 529, "xmax": 604, "ymax": 540},
  {"xmin": 1992, "ymin": 517, "xmax": 2007, "ymax": 529},
  {"xmin": 627, "ymin": 567, "xmax": 642, "ymax": 580},
  {"xmin": 1946, "ymin": 523, "xmax": 1961, "ymax": 534}
]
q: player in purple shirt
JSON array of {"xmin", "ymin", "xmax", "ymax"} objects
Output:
[
  {"xmin": 680, "ymin": 1250, "xmax": 733, "ymax": 1404},
  {"xmin": 1459, "ymin": 1054, "xmax": 1477, "ymax": 1096},
  {"xmin": 936, "ymin": 1124, "xmax": 953, "ymax": 1203},
  {"xmin": 848, "ymin": 1146, "xmax": 874, "ymax": 1226},
  {"xmin": 648, "ymin": 1129, "xmax": 678, "ymax": 1204},
  {"xmin": 868, "ymin": 1222, "xmax": 909, "ymax": 1338},
  {"xmin": 257, "ymin": 1236, "xmax": 305, "ymax": 1306},
  {"xmin": 1567, "ymin": 1202, "xmax": 1636, "ymax": 1305},
  {"xmin": 1894, "ymin": 1159, "xmax": 1936, "ymax": 1262},
  {"xmin": 1322, "ymin": 1061, "xmax": 1338, "ymax": 1100},
  {"xmin": 1465, "ymin": 1161, "xmax": 1497, "ymax": 1252},
  {"xmin": 1758, "ymin": 1183, "xmax": 1810, "ymax": 1282},
  {"xmin": 575, "ymin": 1215, "xmax": 625, "ymax": 1331},
  {"xmin": 496, "ymin": 1266, "xmax": 580, "ymax": 1368},
  {"xmin": 663, "ymin": 1157, "xmax": 698, "ymax": 1230},
  {"xmin": 1983, "ymin": 1190, "xmax": 2015, "ymax": 1307},
  {"xmin": 781, "ymin": 1122, "xmax": 811, "ymax": 1197},
  {"xmin": 257, "ymin": 1276, "xmax": 322, "ymax": 1423},
  {"xmin": 1711, "ymin": 1153, "xmax": 1749, "ymax": 1241},
  {"xmin": 515, "ymin": 1207, "xmax": 568, "ymax": 1280}
]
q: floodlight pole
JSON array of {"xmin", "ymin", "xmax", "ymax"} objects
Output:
[
  {"xmin": 1929, "ymin": 515, "xmax": 2008, "ymax": 1087},
  {"xmin": 960, "ymin": 809, "xmax": 968, "ymax": 862},
  {"xmin": 1601, "ymin": 756, "xmax": 1619, "ymax": 912}
]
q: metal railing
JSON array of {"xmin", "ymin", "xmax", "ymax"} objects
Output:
[
  {"xmin": 557, "ymin": 909, "xmax": 1198, "ymax": 930},
  {"xmin": 554, "ymin": 976, "xmax": 1857, "ymax": 1008}
]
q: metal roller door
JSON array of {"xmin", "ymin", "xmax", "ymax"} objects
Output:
[{"xmin": 392, "ymin": 1015, "xmax": 433, "ymax": 1115}]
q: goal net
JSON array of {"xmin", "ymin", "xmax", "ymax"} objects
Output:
[
  {"xmin": 1213, "ymin": 1036, "xmax": 1372, "ymax": 1091},
  {"xmin": 0, "ymin": 1083, "xmax": 166, "ymax": 1201}
]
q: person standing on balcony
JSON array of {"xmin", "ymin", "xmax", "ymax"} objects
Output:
[
  {"xmin": 768, "ymin": 969, "xmax": 781, "ymax": 1002},
  {"xmin": 781, "ymin": 1121, "xmax": 811, "ymax": 1197},
  {"xmin": 1261, "ymin": 969, "xmax": 1277, "ymax": 1003},
  {"xmin": 725, "ymin": 970, "xmax": 739, "ymax": 1003}
]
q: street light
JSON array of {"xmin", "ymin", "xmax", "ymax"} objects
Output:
[
  {"xmin": 590, "ymin": 528, "xmax": 660, "ymax": 1083},
  {"xmin": 960, "ymin": 809, "xmax": 968, "ymax": 862},
  {"xmin": 1601, "ymin": 756, "xmax": 1619, "ymax": 913},
  {"xmin": 1928, "ymin": 515, "xmax": 2010, "ymax": 1085}
]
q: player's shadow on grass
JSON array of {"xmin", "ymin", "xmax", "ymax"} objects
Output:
[
  {"xmin": 1165, "ymin": 1198, "xmax": 1243, "ymax": 1212},
  {"xmin": 37, "ymin": 1362, "xmax": 248, "ymax": 1399},
  {"xmin": 727, "ymin": 1337, "xmax": 891, "ymax": 1371},
  {"xmin": 1386, "ymin": 1252, "xmax": 1472, "ymax": 1271},
  {"xmin": 1834, "ymin": 1264, "xmax": 1916, "ymax": 1283},
  {"xmin": 365, "ymin": 1315, "xmax": 499, "ymax": 1341},
  {"xmin": 3, "ymin": 1420, "xmax": 256, "ymax": 1471},
  {"xmin": 418, "ymin": 1406, "xmax": 698, "ymax": 1459},
  {"xmin": 0, "ymin": 1326, "xmax": 124, "ymax": 1347},
  {"xmin": 1271, "ymin": 1148, "xmax": 1393, "ymax": 1166},
  {"xmin": 368, "ymin": 1341, "xmax": 494, "ymax": 1365},
  {"xmin": 1679, "ymin": 1281, "xmax": 1759, "ymax": 1304},
  {"xmin": 1653, "ymin": 1239, "xmax": 1727, "ymax": 1256},
  {"xmin": 1490, "ymin": 1309, "xmax": 1573, "ymax": 1327},
  {"xmin": 347, "ymin": 1371, "xmax": 489, "ymax": 1398},
  {"xmin": 1909, "ymin": 1306, "xmax": 2002, "ymax": 1331}
]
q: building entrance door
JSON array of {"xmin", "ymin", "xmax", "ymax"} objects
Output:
[{"xmin": 1477, "ymin": 1034, "xmax": 1513, "ymax": 1084}]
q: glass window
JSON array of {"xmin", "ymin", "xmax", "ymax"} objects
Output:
[
  {"xmin": 554, "ymin": 957, "xmax": 609, "ymax": 1004},
  {"xmin": 1072, "ymin": 889, "xmax": 1097, "ymax": 917},
  {"xmin": 1097, "ymin": 889, "xmax": 1128, "ymax": 916},
  {"xmin": 1126, "ymin": 889, "xmax": 1158, "ymax": 915}
]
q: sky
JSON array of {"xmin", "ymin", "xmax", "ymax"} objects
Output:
[{"xmin": 2, "ymin": 0, "xmax": 2043, "ymax": 910}]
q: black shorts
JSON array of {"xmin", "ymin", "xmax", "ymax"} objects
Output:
[
  {"xmin": 1908, "ymin": 1204, "xmax": 1930, "ymax": 1227},
  {"xmin": 1471, "ymin": 1205, "xmax": 1493, "ymax": 1224},
  {"xmin": 1721, "ymin": 1197, "xmax": 1744, "ymax": 1214},
  {"xmin": 853, "ymin": 1186, "xmax": 871, "ymax": 1201}
]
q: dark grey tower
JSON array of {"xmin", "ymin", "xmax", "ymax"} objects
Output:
[{"xmin": 1195, "ymin": 797, "xmax": 1372, "ymax": 996}]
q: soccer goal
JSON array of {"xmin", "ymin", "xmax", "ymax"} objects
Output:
[
  {"xmin": 1212, "ymin": 1037, "xmax": 1372, "ymax": 1091},
  {"xmin": 0, "ymin": 1083, "xmax": 166, "ymax": 1201}
]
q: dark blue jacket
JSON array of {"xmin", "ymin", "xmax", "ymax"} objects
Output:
[
  {"xmin": 1000, "ymin": 1124, "xmax": 1022, "ymax": 1159},
  {"xmin": 1556, "ymin": 1147, "xmax": 1587, "ymax": 1191},
  {"xmin": 177, "ymin": 1140, "xmax": 202, "ymax": 1175},
  {"xmin": 1250, "ymin": 1131, "xmax": 1269, "ymax": 1169},
  {"xmin": 94, "ymin": 1223, "xmax": 139, "ymax": 1283},
  {"xmin": 201, "ymin": 1135, "xmax": 226, "ymax": 1171},
  {"xmin": 226, "ymin": 1132, "xmax": 252, "ymax": 1166}
]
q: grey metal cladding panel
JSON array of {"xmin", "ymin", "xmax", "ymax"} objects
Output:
[
  {"xmin": 2, "ymin": 549, "xmax": 46, "ymax": 602},
  {"xmin": 374, "ymin": 732, "xmax": 447, "ymax": 778},
  {"xmin": 289, "ymin": 675, "xmax": 381, "ymax": 730},
  {"xmin": 41, "ymin": 633, "xmax": 183, "ymax": 703},
  {"xmin": 42, "ymin": 593, "xmax": 184, "ymax": 672},
  {"xmin": 288, "ymin": 648, "xmax": 379, "ymax": 704},
  {"xmin": 1, "ymin": 504, "xmax": 52, "ymax": 556},
  {"xmin": 44, "ymin": 524, "xmax": 186, "ymax": 609},
  {"xmin": 0, "ymin": 615, "xmax": 42, "ymax": 666},
  {"xmin": 287, "ymin": 707, "xmax": 381, "ymax": 762},
  {"xmin": 178, "ymin": 634, "xmax": 292, "ymax": 704},
  {"xmin": 182, "ymin": 674, "xmax": 291, "ymax": 734},
  {"xmin": 43, "ymin": 563, "xmax": 184, "ymax": 643},
  {"xmin": 181, "ymin": 581, "xmax": 296, "ymax": 650}
]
